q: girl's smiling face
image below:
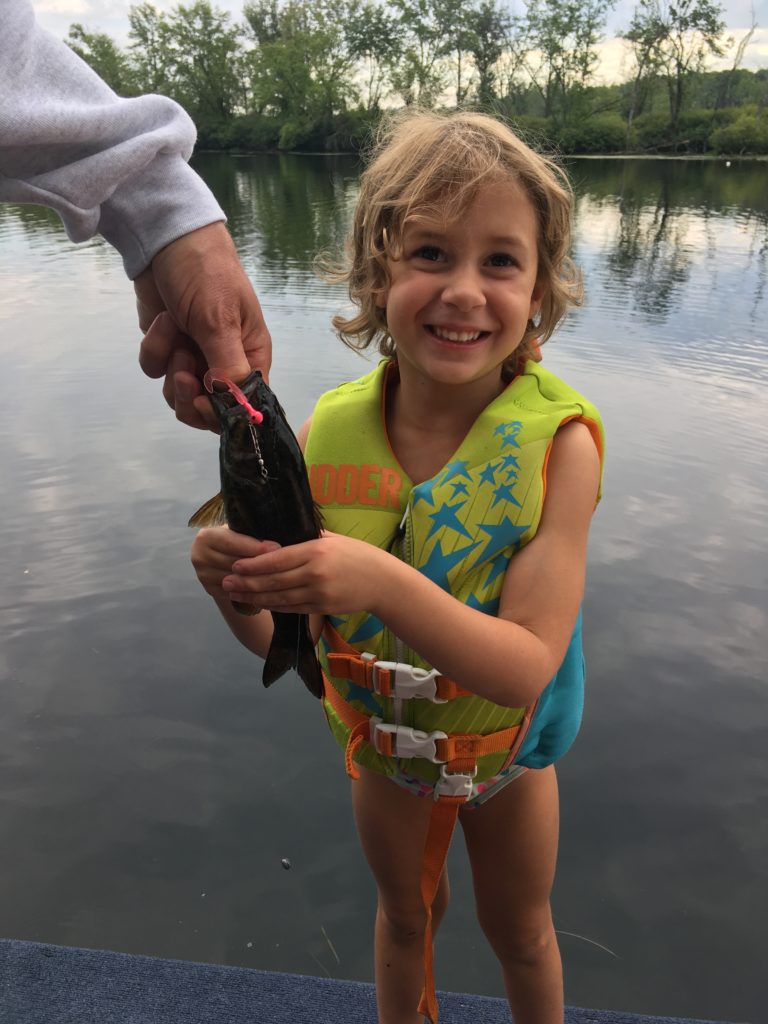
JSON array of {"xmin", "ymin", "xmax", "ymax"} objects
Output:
[{"xmin": 378, "ymin": 180, "xmax": 545, "ymax": 395}]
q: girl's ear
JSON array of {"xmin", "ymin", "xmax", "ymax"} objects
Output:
[
  {"xmin": 529, "ymin": 279, "xmax": 547, "ymax": 319},
  {"xmin": 374, "ymin": 287, "xmax": 388, "ymax": 309}
]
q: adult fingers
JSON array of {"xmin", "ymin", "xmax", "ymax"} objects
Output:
[
  {"xmin": 151, "ymin": 223, "xmax": 272, "ymax": 384},
  {"xmin": 133, "ymin": 267, "xmax": 165, "ymax": 333},
  {"xmin": 139, "ymin": 311, "xmax": 186, "ymax": 380}
]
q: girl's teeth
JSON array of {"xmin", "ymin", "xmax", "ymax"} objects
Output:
[{"xmin": 433, "ymin": 327, "xmax": 483, "ymax": 342}]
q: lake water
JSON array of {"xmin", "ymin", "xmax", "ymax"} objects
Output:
[{"xmin": 0, "ymin": 154, "xmax": 765, "ymax": 1023}]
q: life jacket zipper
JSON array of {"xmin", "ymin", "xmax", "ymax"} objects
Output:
[{"xmin": 392, "ymin": 504, "xmax": 410, "ymax": 730}]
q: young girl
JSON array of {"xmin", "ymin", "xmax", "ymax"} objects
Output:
[{"xmin": 191, "ymin": 111, "xmax": 604, "ymax": 1024}]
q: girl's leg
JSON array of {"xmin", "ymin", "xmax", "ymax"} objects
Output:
[
  {"xmin": 351, "ymin": 767, "xmax": 450, "ymax": 1024},
  {"xmin": 459, "ymin": 765, "xmax": 563, "ymax": 1024}
]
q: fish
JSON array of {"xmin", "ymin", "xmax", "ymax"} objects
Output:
[{"xmin": 189, "ymin": 369, "xmax": 324, "ymax": 699}]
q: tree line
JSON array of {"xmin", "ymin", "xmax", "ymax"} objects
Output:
[{"xmin": 67, "ymin": 0, "xmax": 768, "ymax": 155}]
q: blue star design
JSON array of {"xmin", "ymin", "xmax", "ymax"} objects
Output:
[
  {"xmin": 501, "ymin": 454, "xmax": 521, "ymax": 472},
  {"xmin": 427, "ymin": 501, "xmax": 474, "ymax": 541},
  {"xmin": 345, "ymin": 681, "xmax": 383, "ymax": 715},
  {"xmin": 412, "ymin": 479, "xmax": 438, "ymax": 508},
  {"xmin": 419, "ymin": 539, "xmax": 481, "ymax": 589},
  {"xmin": 501, "ymin": 432, "xmax": 521, "ymax": 449},
  {"xmin": 483, "ymin": 553, "xmax": 509, "ymax": 589},
  {"xmin": 492, "ymin": 481, "xmax": 522, "ymax": 509},
  {"xmin": 451, "ymin": 480, "xmax": 470, "ymax": 499},
  {"xmin": 440, "ymin": 460, "xmax": 472, "ymax": 484},
  {"xmin": 466, "ymin": 592, "xmax": 500, "ymax": 615},
  {"xmin": 478, "ymin": 462, "xmax": 498, "ymax": 487},
  {"xmin": 494, "ymin": 420, "xmax": 522, "ymax": 438},
  {"xmin": 348, "ymin": 615, "xmax": 385, "ymax": 645},
  {"xmin": 473, "ymin": 516, "xmax": 530, "ymax": 566}
]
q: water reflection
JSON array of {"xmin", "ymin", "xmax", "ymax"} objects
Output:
[
  {"xmin": 198, "ymin": 151, "xmax": 360, "ymax": 263},
  {"xmin": 0, "ymin": 155, "xmax": 765, "ymax": 1023}
]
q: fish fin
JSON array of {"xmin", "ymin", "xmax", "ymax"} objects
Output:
[
  {"xmin": 263, "ymin": 614, "xmax": 324, "ymax": 699},
  {"xmin": 312, "ymin": 500, "xmax": 325, "ymax": 536},
  {"xmin": 188, "ymin": 493, "xmax": 227, "ymax": 528}
]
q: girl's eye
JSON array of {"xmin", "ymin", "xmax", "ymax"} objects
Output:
[
  {"xmin": 488, "ymin": 253, "xmax": 517, "ymax": 268},
  {"xmin": 413, "ymin": 245, "xmax": 444, "ymax": 262}
]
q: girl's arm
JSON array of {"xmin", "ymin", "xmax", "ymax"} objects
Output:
[
  {"xmin": 222, "ymin": 420, "xmax": 600, "ymax": 708},
  {"xmin": 191, "ymin": 528, "xmax": 277, "ymax": 657}
]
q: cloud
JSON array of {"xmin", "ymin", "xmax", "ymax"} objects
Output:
[
  {"xmin": 34, "ymin": 1, "xmax": 92, "ymax": 13},
  {"xmin": 593, "ymin": 27, "xmax": 768, "ymax": 84},
  {"xmin": 31, "ymin": 0, "xmax": 768, "ymax": 80}
]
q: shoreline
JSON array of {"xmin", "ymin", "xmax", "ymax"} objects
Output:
[{"xmin": 200, "ymin": 148, "xmax": 767, "ymax": 162}]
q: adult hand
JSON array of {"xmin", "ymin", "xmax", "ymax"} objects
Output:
[{"xmin": 135, "ymin": 222, "xmax": 272, "ymax": 431}]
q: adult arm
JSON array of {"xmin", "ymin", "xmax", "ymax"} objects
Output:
[
  {"xmin": 0, "ymin": 1, "xmax": 271, "ymax": 423},
  {"xmin": 0, "ymin": 0, "xmax": 224, "ymax": 277}
]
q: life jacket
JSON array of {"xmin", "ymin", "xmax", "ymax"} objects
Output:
[{"xmin": 304, "ymin": 358, "xmax": 604, "ymax": 1022}]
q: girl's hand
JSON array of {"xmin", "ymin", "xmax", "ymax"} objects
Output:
[
  {"xmin": 221, "ymin": 532, "xmax": 388, "ymax": 615},
  {"xmin": 191, "ymin": 527, "xmax": 279, "ymax": 607}
]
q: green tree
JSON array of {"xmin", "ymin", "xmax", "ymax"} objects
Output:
[
  {"xmin": 625, "ymin": 0, "xmax": 728, "ymax": 131},
  {"xmin": 464, "ymin": 0, "xmax": 514, "ymax": 107},
  {"xmin": 345, "ymin": 2, "xmax": 401, "ymax": 111},
  {"xmin": 524, "ymin": 0, "xmax": 614, "ymax": 123},
  {"xmin": 430, "ymin": 0, "xmax": 478, "ymax": 106},
  {"xmin": 127, "ymin": 3, "xmax": 174, "ymax": 94},
  {"xmin": 389, "ymin": 0, "xmax": 448, "ymax": 106},
  {"xmin": 66, "ymin": 24, "xmax": 136, "ymax": 94},
  {"xmin": 166, "ymin": 2, "xmax": 244, "ymax": 122},
  {"xmin": 244, "ymin": 0, "xmax": 358, "ymax": 145},
  {"xmin": 622, "ymin": 13, "xmax": 666, "ymax": 143},
  {"xmin": 713, "ymin": 13, "xmax": 757, "ymax": 108}
]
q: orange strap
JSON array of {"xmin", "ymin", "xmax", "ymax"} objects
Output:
[
  {"xmin": 418, "ymin": 794, "xmax": 464, "ymax": 1023},
  {"xmin": 327, "ymin": 650, "xmax": 474, "ymax": 700},
  {"xmin": 323, "ymin": 674, "xmax": 521, "ymax": 769},
  {"xmin": 323, "ymin": 672, "xmax": 524, "ymax": 1023},
  {"xmin": 323, "ymin": 623, "xmax": 474, "ymax": 700}
]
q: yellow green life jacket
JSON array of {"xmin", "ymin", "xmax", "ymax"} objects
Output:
[{"xmin": 304, "ymin": 358, "xmax": 604, "ymax": 787}]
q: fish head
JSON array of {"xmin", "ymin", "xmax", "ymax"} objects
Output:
[{"xmin": 208, "ymin": 371, "xmax": 280, "ymax": 481}]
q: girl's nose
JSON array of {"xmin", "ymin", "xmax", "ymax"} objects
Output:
[{"xmin": 441, "ymin": 267, "xmax": 486, "ymax": 310}]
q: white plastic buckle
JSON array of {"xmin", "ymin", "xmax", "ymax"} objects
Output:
[
  {"xmin": 365, "ymin": 656, "xmax": 446, "ymax": 702},
  {"xmin": 369, "ymin": 718, "xmax": 448, "ymax": 762},
  {"xmin": 434, "ymin": 764, "xmax": 478, "ymax": 801}
]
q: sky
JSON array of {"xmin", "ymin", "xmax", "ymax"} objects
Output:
[{"xmin": 31, "ymin": 0, "xmax": 768, "ymax": 83}]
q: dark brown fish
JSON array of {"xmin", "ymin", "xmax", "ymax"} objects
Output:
[{"xmin": 189, "ymin": 370, "xmax": 324, "ymax": 699}]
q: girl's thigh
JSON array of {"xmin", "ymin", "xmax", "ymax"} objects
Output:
[
  {"xmin": 351, "ymin": 767, "xmax": 442, "ymax": 907},
  {"xmin": 459, "ymin": 765, "xmax": 560, "ymax": 928}
]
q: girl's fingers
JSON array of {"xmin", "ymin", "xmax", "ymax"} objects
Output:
[
  {"xmin": 248, "ymin": 592, "xmax": 311, "ymax": 613},
  {"xmin": 197, "ymin": 528, "xmax": 280, "ymax": 558},
  {"xmin": 222, "ymin": 564, "xmax": 311, "ymax": 594},
  {"xmin": 231, "ymin": 545, "xmax": 296, "ymax": 575}
]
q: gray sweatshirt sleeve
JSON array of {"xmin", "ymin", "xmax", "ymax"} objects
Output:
[{"xmin": 0, "ymin": 0, "xmax": 226, "ymax": 278}]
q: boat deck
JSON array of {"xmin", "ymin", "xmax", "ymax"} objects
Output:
[{"xmin": 0, "ymin": 938, "xmax": 731, "ymax": 1024}]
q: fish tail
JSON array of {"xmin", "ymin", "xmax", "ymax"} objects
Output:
[{"xmin": 263, "ymin": 613, "xmax": 324, "ymax": 699}]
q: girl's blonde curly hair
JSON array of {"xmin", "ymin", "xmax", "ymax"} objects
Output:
[{"xmin": 324, "ymin": 109, "xmax": 582, "ymax": 377}]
